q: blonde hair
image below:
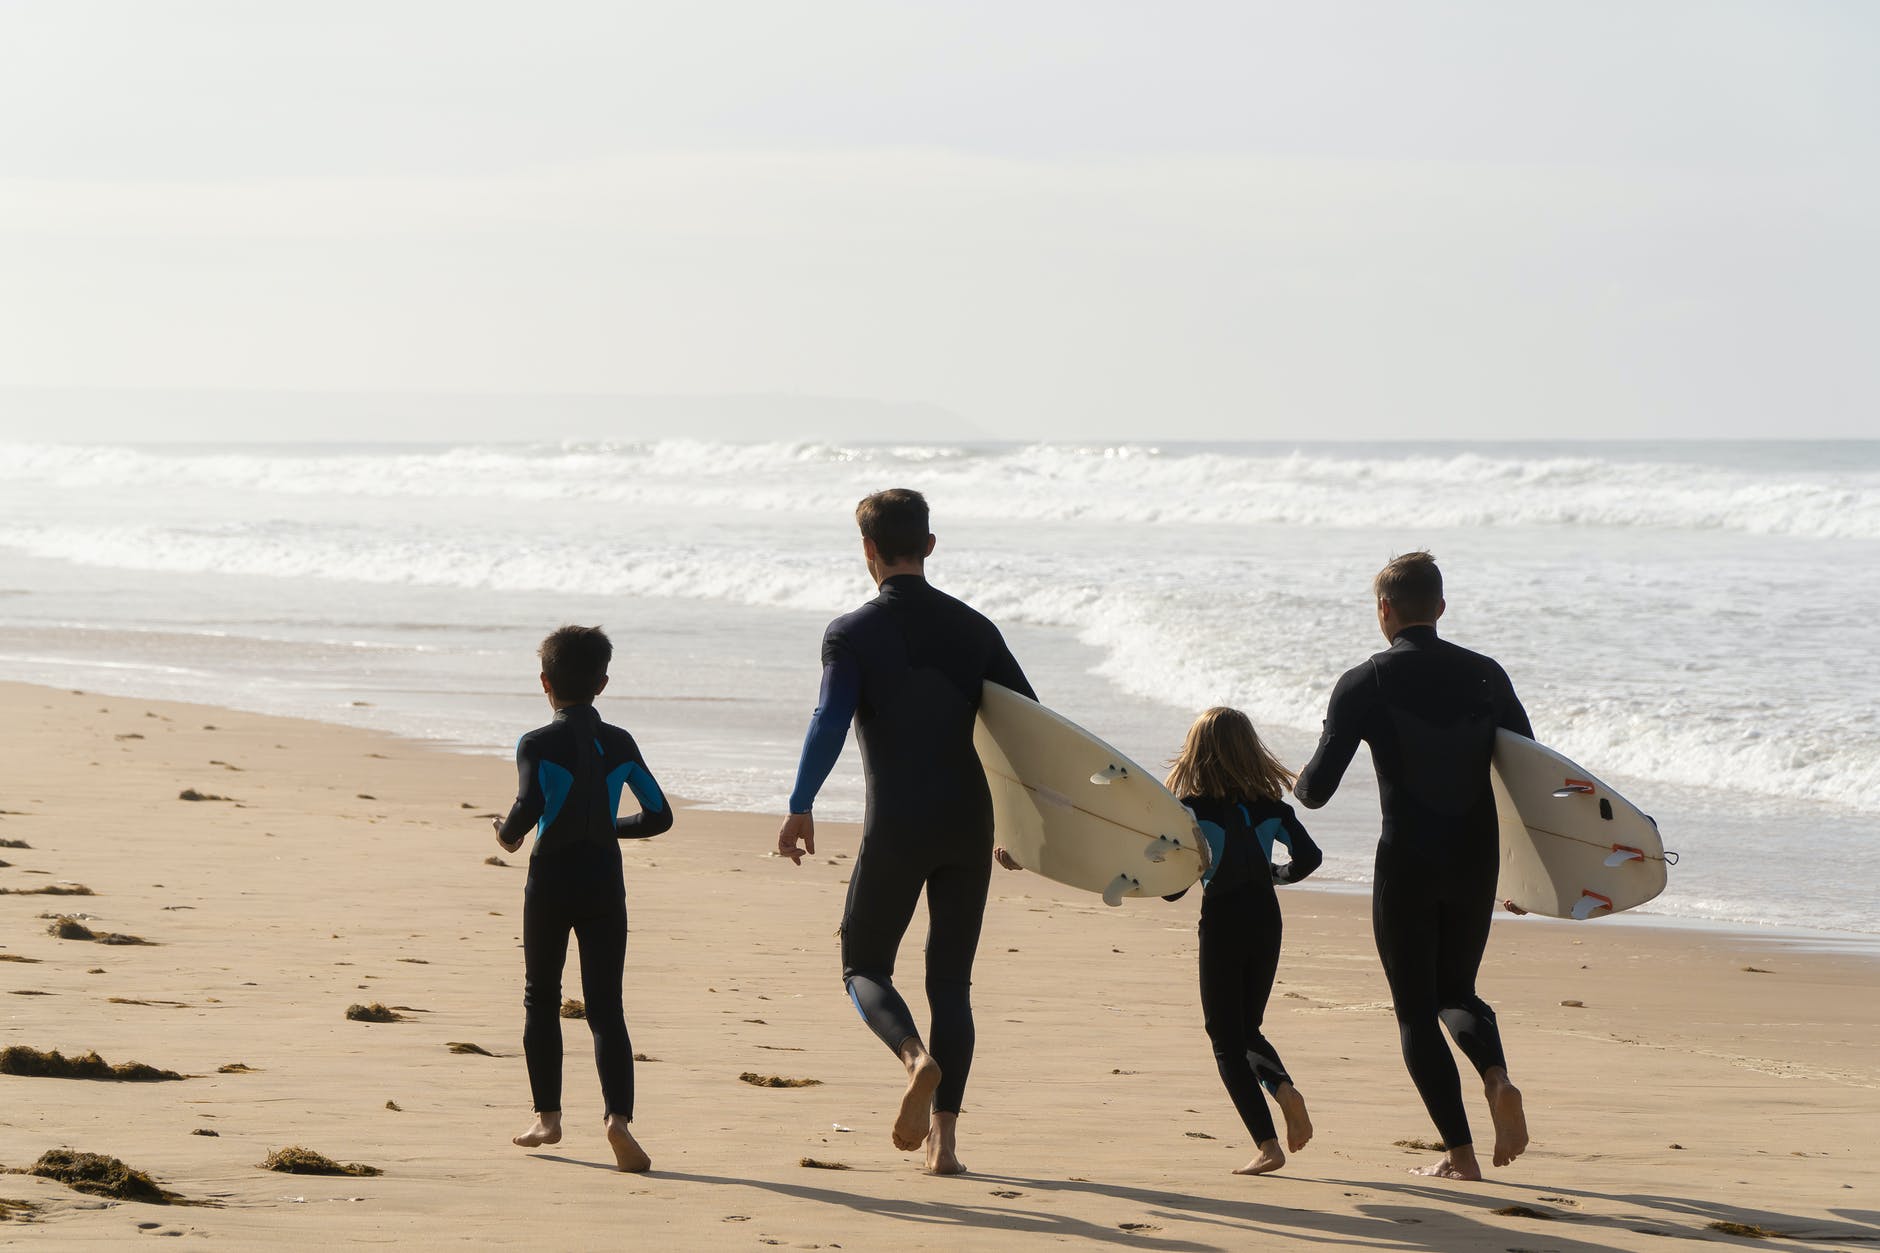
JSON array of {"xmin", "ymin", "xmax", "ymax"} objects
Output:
[{"xmin": 1164, "ymin": 706, "xmax": 1296, "ymax": 803}]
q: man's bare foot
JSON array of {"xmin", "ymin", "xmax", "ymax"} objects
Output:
[
  {"xmin": 1234, "ymin": 1139, "xmax": 1285, "ymax": 1175},
  {"xmin": 1411, "ymin": 1144, "xmax": 1482, "ymax": 1180},
  {"xmin": 1274, "ymin": 1082, "xmax": 1313, "ymax": 1153},
  {"xmin": 512, "ymin": 1110, "xmax": 562, "ymax": 1148},
  {"xmin": 1485, "ymin": 1070, "xmax": 1528, "ymax": 1167},
  {"xmin": 892, "ymin": 1041, "xmax": 942, "ymax": 1151},
  {"xmin": 605, "ymin": 1113, "xmax": 651, "ymax": 1172},
  {"xmin": 925, "ymin": 1111, "xmax": 966, "ymax": 1175}
]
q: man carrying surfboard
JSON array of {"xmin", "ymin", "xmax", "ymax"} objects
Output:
[
  {"xmin": 775, "ymin": 488, "xmax": 1035, "ymax": 1175},
  {"xmin": 1294, "ymin": 551, "xmax": 1533, "ymax": 1180}
]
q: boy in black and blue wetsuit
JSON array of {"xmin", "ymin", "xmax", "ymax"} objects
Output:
[
  {"xmin": 1160, "ymin": 707, "xmax": 1323, "ymax": 1176},
  {"xmin": 776, "ymin": 488, "xmax": 1034, "ymax": 1176},
  {"xmin": 494, "ymin": 625, "xmax": 671, "ymax": 1173}
]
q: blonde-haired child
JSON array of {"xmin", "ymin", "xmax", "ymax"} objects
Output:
[{"xmin": 1164, "ymin": 706, "xmax": 1322, "ymax": 1175}]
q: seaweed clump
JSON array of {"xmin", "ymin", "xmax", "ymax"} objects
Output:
[
  {"xmin": 0, "ymin": 1046, "xmax": 182, "ymax": 1082},
  {"xmin": 17, "ymin": 1149, "xmax": 181, "ymax": 1203},
  {"xmin": 217, "ymin": 1062, "xmax": 257, "ymax": 1074},
  {"xmin": 446, "ymin": 1042, "xmax": 494, "ymax": 1056},
  {"xmin": 177, "ymin": 789, "xmax": 234, "ymax": 803},
  {"xmin": 738, "ymin": 1072, "xmax": 821, "ymax": 1088},
  {"xmin": 0, "ymin": 954, "xmax": 41, "ymax": 964},
  {"xmin": 0, "ymin": 1197, "xmax": 42, "ymax": 1221},
  {"xmin": 45, "ymin": 917, "xmax": 151, "ymax": 945},
  {"xmin": 258, "ymin": 1146, "xmax": 382, "ymax": 1177},
  {"xmin": 799, "ymin": 1157, "xmax": 851, "ymax": 1170},
  {"xmin": 344, "ymin": 1003, "xmax": 406, "ymax": 1023},
  {"xmin": 560, "ymin": 998, "xmax": 586, "ymax": 1019},
  {"xmin": 1708, "ymin": 1220, "xmax": 1788, "ymax": 1239},
  {"xmin": 0, "ymin": 884, "xmax": 93, "ymax": 897}
]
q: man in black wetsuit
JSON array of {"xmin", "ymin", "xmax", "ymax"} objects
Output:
[
  {"xmin": 1294, "ymin": 552, "xmax": 1532, "ymax": 1180},
  {"xmin": 776, "ymin": 488, "xmax": 1034, "ymax": 1175},
  {"xmin": 494, "ymin": 625, "xmax": 672, "ymax": 1172}
]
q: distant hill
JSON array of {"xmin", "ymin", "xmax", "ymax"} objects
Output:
[{"xmin": 0, "ymin": 388, "xmax": 990, "ymax": 444}]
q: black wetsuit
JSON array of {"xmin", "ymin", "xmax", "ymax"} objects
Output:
[
  {"xmin": 1166, "ymin": 795, "xmax": 1322, "ymax": 1145},
  {"xmin": 788, "ymin": 573, "xmax": 1034, "ymax": 1115},
  {"xmin": 497, "ymin": 703, "xmax": 671, "ymax": 1119},
  {"xmin": 1294, "ymin": 625, "xmax": 1531, "ymax": 1150}
]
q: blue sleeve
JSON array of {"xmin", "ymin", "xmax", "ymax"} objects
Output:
[
  {"xmin": 613, "ymin": 734, "xmax": 672, "ymax": 839},
  {"xmin": 496, "ymin": 735, "xmax": 545, "ymax": 845},
  {"xmin": 787, "ymin": 653, "xmax": 860, "ymax": 814}
]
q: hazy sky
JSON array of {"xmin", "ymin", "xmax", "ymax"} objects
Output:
[{"xmin": 2, "ymin": 1, "xmax": 1875, "ymax": 441}]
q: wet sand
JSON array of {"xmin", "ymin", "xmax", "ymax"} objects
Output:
[{"xmin": 1, "ymin": 681, "xmax": 1876, "ymax": 1248}]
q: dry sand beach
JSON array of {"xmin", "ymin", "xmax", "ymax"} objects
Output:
[{"xmin": 1, "ymin": 680, "xmax": 1876, "ymax": 1249}]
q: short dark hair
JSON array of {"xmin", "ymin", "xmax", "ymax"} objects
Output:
[
  {"xmin": 855, "ymin": 488, "xmax": 930, "ymax": 562},
  {"xmin": 1373, "ymin": 551, "xmax": 1443, "ymax": 622},
  {"xmin": 538, "ymin": 625, "xmax": 612, "ymax": 703}
]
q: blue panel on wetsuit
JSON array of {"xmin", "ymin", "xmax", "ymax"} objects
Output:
[
  {"xmin": 1254, "ymin": 815, "xmax": 1290, "ymax": 860},
  {"xmin": 607, "ymin": 760, "xmax": 666, "ymax": 816},
  {"xmin": 538, "ymin": 760, "xmax": 573, "ymax": 837},
  {"xmin": 1198, "ymin": 819, "xmax": 1227, "ymax": 885}
]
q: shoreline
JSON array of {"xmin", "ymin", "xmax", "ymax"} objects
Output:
[
  {"xmin": 4, "ymin": 674, "xmax": 1871, "ymax": 956},
  {"xmin": 2, "ymin": 680, "xmax": 1876, "ymax": 1248}
]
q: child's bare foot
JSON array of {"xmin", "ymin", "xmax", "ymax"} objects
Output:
[
  {"xmin": 1275, "ymin": 1082, "xmax": 1313, "ymax": 1153},
  {"xmin": 512, "ymin": 1110, "xmax": 562, "ymax": 1148},
  {"xmin": 1485, "ymin": 1069, "xmax": 1528, "ymax": 1166},
  {"xmin": 925, "ymin": 1111, "xmax": 966, "ymax": 1175},
  {"xmin": 1411, "ymin": 1144, "xmax": 1482, "ymax": 1180},
  {"xmin": 892, "ymin": 1041, "xmax": 942, "ymax": 1151},
  {"xmin": 1234, "ymin": 1139, "xmax": 1285, "ymax": 1175},
  {"xmin": 605, "ymin": 1113, "xmax": 650, "ymax": 1172}
]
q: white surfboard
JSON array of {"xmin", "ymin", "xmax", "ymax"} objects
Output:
[
  {"xmin": 973, "ymin": 682, "xmax": 1205, "ymax": 905},
  {"xmin": 1492, "ymin": 729, "xmax": 1671, "ymax": 919}
]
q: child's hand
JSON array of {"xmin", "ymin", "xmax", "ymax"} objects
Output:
[
  {"xmin": 1500, "ymin": 898, "xmax": 1528, "ymax": 915},
  {"xmin": 993, "ymin": 846, "xmax": 1023, "ymax": 871}
]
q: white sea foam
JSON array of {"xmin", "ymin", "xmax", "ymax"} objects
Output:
[
  {"xmin": 2, "ymin": 438, "xmax": 1876, "ymax": 933},
  {"xmin": 2, "ymin": 504, "xmax": 1875, "ymax": 814},
  {"xmin": 4, "ymin": 440, "xmax": 1877, "ymax": 539}
]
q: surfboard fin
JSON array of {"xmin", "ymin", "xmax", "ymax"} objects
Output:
[
  {"xmin": 1144, "ymin": 835, "xmax": 1180, "ymax": 863},
  {"xmin": 1571, "ymin": 889, "xmax": 1615, "ymax": 920},
  {"xmin": 1089, "ymin": 764, "xmax": 1129, "ymax": 786},
  {"xmin": 1603, "ymin": 845, "xmax": 1645, "ymax": 868},
  {"xmin": 1101, "ymin": 873, "xmax": 1139, "ymax": 907}
]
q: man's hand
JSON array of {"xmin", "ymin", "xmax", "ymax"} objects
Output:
[
  {"xmin": 492, "ymin": 817, "xmax": 522, "ymax": 855},
  {"xmin": 777, "ymin": 812, "xmax": 815, "ymax": 865},
  {"xmin": 993, "ymin": 846, "xmax": 1023, "ymax": 871},
  {"xmin": 1501, "ymin": 898, "xmax": 1529, "ymax": 916}
]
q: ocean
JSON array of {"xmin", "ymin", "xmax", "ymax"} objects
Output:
[{"xmin": 1, "ymin": 438, "xmax": 1874, "ymax": 935}]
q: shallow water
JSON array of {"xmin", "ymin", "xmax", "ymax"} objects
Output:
[{"xmin": 1, "ymin": 438, "xmax": 1873, "ymax": 934}]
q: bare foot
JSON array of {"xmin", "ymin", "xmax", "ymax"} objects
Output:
[
  {"xmin": 605, "ymin": 1113, "xmax": 651, "ymax": 1172},
  {"xmin": 512, "ymin": 1110, "xmax": 562, "ymax": 1148},
  {"xmin": 925, "ymin": 1111, "xmax": 966, "ymax": 1175},
  {"xmin": 1275, "ymin": 1082, "xmax": 1313, "ymax": 1153},
  {"xmin": 1234, "ymin": 1139, "xmax": 1285, "ymax": 1175},
  {"xmin": 1411, "ymin": 1145, "xmax": 1482, "ymax": 1180},
  {"xmin": 892, "ymin": 1043, "xmax": 943, "ymax": 1151},
  {"xmin": 1485, "ymin": 1070, "xmax": 1528, "ymax": 1167}
]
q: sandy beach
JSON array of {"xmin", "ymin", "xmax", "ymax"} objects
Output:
[{"xmin": 1, "ymin": 679, "xmax": 1875, "ymax": 1249}]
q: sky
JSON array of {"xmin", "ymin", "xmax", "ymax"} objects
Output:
[{"xmin": 1, "ymin": 0, "xmax": 1875, "ymax": 442}]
